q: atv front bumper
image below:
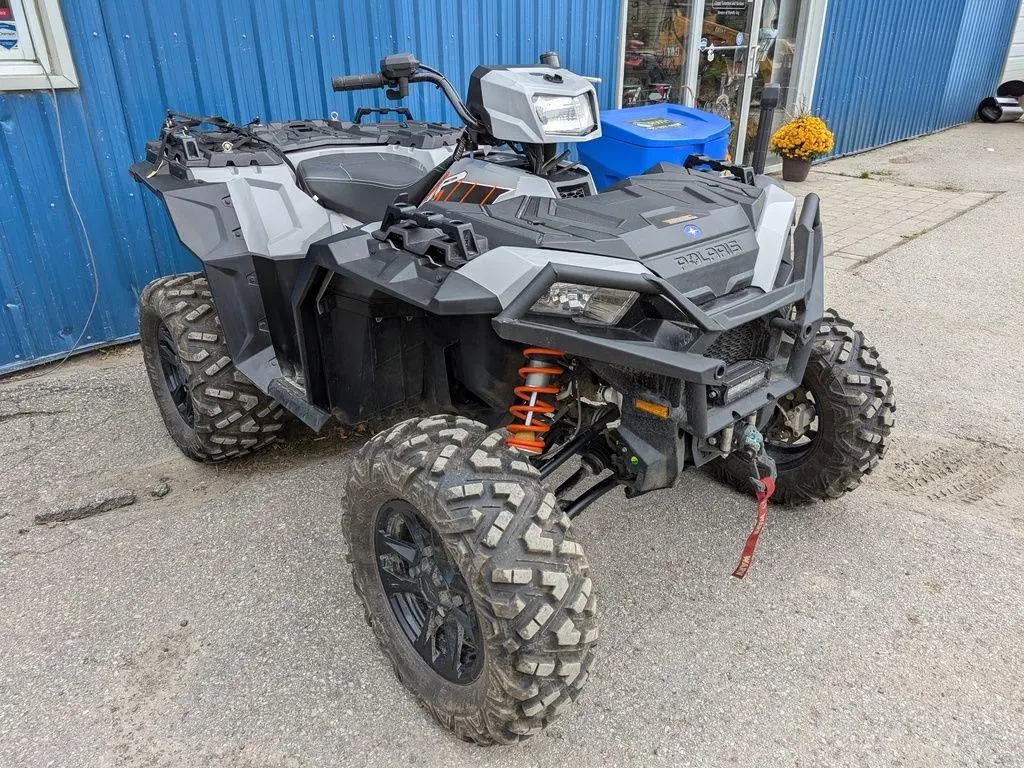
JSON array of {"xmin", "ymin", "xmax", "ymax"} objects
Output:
[{"xmin": 493, "ymin": 194, "xmax": 824, "ymax": 487}]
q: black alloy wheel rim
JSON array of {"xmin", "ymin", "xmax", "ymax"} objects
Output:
[
  {"xmin": 374, "ymin": 499, "xmax": 484, "ymax": 684},
  {"xmin": 765, "ymin": 385, "xmax": 820, "ymax": 467},
  {"xmin": 157, "ymin": 323, "xmax": 195, "ymax": 427}
]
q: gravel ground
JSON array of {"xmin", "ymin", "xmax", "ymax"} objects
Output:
[{"xmin": 1, "ymin": 122, "xmax": 1022, "ymax": 767}]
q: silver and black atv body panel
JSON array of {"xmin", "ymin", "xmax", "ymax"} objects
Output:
[
  {"xmin": 423, "ymin": 155, "xmax": 596, "ymax": 205},
  {"xmin": 131, "ymin": 114, "xmax": 597, "ymax": 424},
  {"xmin": 132, "ymin": 112, "xmax": 823, "ymax": 497}
]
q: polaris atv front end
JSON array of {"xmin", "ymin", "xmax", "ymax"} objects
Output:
[{"xmin": 428, "ymin": 156, "xmax": 829, "ymax": 498}]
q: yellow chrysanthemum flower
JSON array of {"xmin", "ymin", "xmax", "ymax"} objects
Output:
[{"xmin": 770, "ymin": 116, "xmax": 834, "ymax": 161}]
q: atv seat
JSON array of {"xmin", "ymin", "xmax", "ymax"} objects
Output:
[{"xmin": 295, "ymin": 151, "xmax": 429, "ymax": 221}]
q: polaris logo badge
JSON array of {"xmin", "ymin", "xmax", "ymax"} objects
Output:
[
  {"xmin": 683, "ymin": 225, "xmax": 702, "ymax": 238},
  {"xmin": 676, "ymin": 239, "xmax": 743, "ymax": 269}
]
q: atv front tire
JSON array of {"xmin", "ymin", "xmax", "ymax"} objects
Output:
[
  {"xmin": 343, "ymin": 415, "xmax": 598, "ymax": 745},
  {"xmin": 139, "ymin": 273, "xmax": 289, "ymax": 462},
  {"xmin": 710, "ymin": 309, "xmax": 896, "ymax": 505}
]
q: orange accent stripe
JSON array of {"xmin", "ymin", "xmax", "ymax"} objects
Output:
[
  {"xmin": 424, "ymin": 174, "xmax": 450, "ymax": 202},
  {"xmin": 443, "ymin": 182, "xmax": 462, "ymax": 201},
  {"xmin": 458, "ymin": 183, "xmax": 478, "ymax": 203}
]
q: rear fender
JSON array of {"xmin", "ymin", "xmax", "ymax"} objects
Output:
[{"xmin": 130, "ymin": 162, "xmax": 299, "ymax": 396}]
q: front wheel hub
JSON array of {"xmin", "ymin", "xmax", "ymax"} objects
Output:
[
  {"xmin": 374, "ymin": 499, "xmax": 484, "ymax": 684},
  {"xmin": 765, "ymin": 385, "xmax": 820, "ymax": 462},
  {"xmin": 157, "ymin": 322, "xmax": 195, "ymax": 427}
]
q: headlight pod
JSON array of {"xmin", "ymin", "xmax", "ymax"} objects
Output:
[
  {"xmin": 530, "ymin": 282, "xmax": 639, "ymax": 326},
  {"xmin": 531, "ymin": 93, "xmax": 596, "ymax": 136}
]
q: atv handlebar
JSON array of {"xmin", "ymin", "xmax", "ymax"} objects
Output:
[
  {"xmin": 331, "ymin": 73, "xmax": 388, "ymax": 92},
  {"xmin": 330, "ymin": 55, "xmax": 482, "ymax": 132}
]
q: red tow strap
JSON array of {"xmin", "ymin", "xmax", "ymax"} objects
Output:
[{"xmin": 731, "ymin": 476, "xmax": 775, "ymax": 579}]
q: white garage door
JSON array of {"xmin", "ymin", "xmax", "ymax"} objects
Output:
[{"xmin": 1003, "ymin": 0, "xmax": 1024, "ymax": 82}]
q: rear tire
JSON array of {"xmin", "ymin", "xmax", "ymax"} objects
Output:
[
  {"xmin": 139, "ymin": 273, "xmax": 289, "ymax": 462},
  {"xmin": 343, "ymin": 415, "xmax": 599, "ymax": 744},
  {"xmin": 709, "ymin": 309, "xmax": 896, "ymax": 505}
]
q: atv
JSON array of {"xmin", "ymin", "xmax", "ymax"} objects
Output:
[{"xmin": 130, "ymin": 51, "xmax": 895, "ymax": 745}]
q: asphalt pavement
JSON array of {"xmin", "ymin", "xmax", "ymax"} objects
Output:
[{"xmin": 1, "ymin": 121, "xmax": 1022, "ymax": 767}]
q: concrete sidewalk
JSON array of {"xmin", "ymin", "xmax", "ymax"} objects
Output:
[
  {"xmin": 1, "ymin": 121, "xmax": 1022, "ymax": 768},
  {"xmin": 775, "ymin": 124, "xmax": 1015, "ymax": 271},
  {"xmin": 788, "ymin": 172, "xmax": 994, "ymax": 270}
]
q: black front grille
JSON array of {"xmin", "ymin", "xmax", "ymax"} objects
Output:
[
  {"xmin": 705, "ymin": 322, "xmax": 770, "ymax": 365},
  {"xmin": 558, "ymin": 183, "xmax": 590, "ymax": 199}
]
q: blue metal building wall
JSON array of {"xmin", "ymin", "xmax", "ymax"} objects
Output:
[
  {"xmin": 813, "ymin": 0, "xmax": 1021, "ymax": 157},
  {"xmin": 0, "ymin": 0, "xmax": 621, "ymax": 373}
]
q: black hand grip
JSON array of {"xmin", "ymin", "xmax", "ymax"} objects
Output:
[{"xmin": 331, "ymin": 73, "xmax": 387, "ymax": 92}]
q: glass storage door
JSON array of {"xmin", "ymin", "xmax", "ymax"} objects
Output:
[
  {"xmin": 742, "ymin": 0, "xmax": 807, "ymax": 165},
  {"xmin": 694, "ymin": 0, "xmax": 759, "ymax": 159},
  {"xmin": 621, "ymin": 0, "xmax": 699, "ymax": 109}
]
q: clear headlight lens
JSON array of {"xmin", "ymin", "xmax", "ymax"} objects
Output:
[
  {"xmin": 530, "ymin": 283, "xmax": 638, "ymax": 326},
  {"xmin": 532, "ymin": 94, "xmax": 596, "ymax": 136}
]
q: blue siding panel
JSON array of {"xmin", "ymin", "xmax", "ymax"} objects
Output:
[
  {"xmin": 0, "ymin": 0, "xmax": 620, "ymax": 373},
  {"xmin": 815, "ymin": 0, "xmax": 1021, "ymax": 158}
]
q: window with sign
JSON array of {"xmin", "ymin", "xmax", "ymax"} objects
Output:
[{"xmin": 0, "ymin": 0, "xmax": 78, "ymax": 91}]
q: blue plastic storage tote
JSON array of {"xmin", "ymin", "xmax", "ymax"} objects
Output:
[{"xmin": 578, "ymin": 103, "xmax": 731, "ymax": 190}]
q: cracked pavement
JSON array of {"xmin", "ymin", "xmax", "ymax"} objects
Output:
[{"xmin": 1, "ymin": 122, "xmax": 1022, "ymax": 767}]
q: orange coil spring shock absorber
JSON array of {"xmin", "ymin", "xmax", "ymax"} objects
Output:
[{"xmin": 507, "ymin": 347, "xmax": 566, "ymax": 454}]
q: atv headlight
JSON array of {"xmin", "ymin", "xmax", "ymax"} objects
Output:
[
  {"xmin": 532, "ymin": 94, "xmax": 596, "ymax": 136},
  {"xmin": 530, "ymin": 283, "xmax": 638, "ymax": 326}
]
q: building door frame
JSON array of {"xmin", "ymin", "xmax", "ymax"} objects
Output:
[
  {"xmin": 681, "ymin": 0, "xmax": 706, "ymax": 108},
  {"xmin": 734, "ymin": 0, "xmax": 765, "ymax": 160}
]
